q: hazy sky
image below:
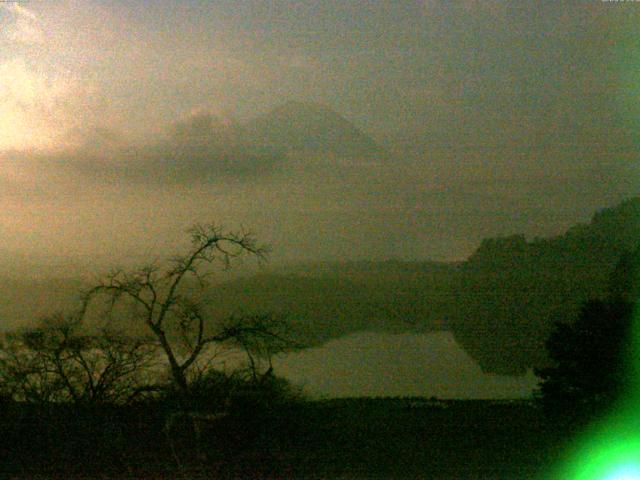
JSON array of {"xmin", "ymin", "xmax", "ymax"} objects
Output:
[{"xmin": 1, "ymin": 1, "xmax": 639, "ymax": 266}]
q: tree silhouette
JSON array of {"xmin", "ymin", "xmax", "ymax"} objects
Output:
[
  {"xmin": 80, "ymin": 224, "xmax": 298, "ymax": 400},
  {"xmin": 536, "ymin": 300, "xmax": 634, "ymax": 424},
  {"xmin": 0, "ymin": 313, "xmax": 157, "ymax": 405},
  {"xmin": 535, "ymin": 242, "xmax": 640, "ymax": 426}
]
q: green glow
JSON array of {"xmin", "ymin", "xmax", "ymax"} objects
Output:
[
  {"xmin": 603, "ymin": 464, "xmax": 640, "ymax": 480},
  {"xmin": 549, "ymin": 304, "xmax": 640, "ymax": 479},
  {"xmin": 562, "ymin": 433, "xmax": 640, "ymax": 480}
]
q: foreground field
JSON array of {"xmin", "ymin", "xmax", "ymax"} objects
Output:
[
  {"xmin": 227, "ymin": 398, "xmax": 562, "ymax": 479},
  {"xmin": 2, "ymin": 398, "xmax": 565, "ymax": 479}
]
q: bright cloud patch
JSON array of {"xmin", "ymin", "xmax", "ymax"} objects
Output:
[
  {"xmin": 0, "ymin": 59, "xmax": 90, "ymax": 151},
  {"xmin": 1, "ymin": 2, "xmax": 44, "ymax": 45}
]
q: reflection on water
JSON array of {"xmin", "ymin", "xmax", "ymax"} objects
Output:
[{"xmin": 274, "ymin": 331, "xmax": 539, "ymax": 399}]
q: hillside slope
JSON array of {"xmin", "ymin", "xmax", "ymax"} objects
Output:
[{"xmin": 451, "ymin": 197, "xmax": 640, "ymax": 374}]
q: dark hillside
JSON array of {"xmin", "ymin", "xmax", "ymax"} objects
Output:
[{"xmin": 452, "ymin": 197, "xmax": 640, "ymax": 375}]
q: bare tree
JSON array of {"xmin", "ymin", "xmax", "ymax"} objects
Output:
[
  {"xmin": 0, "ymin": 313, "xmax": 158, "ymax": 405},
  {"xmin": 0, "ymin": 328, "xmax": 65, "ymax": 404},
  {"xmin": 80, "ymin": 224, "xmax": 297, "ymax": 399}
]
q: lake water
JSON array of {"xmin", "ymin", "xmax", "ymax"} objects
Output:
[{"xmin": 274, "ymin": 331, "xmax": 539, "ymax": 399}]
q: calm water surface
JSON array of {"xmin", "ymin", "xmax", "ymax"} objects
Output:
[{"xmin": 275, "ymin": 331, "xmax": 538, "ymax": 399}]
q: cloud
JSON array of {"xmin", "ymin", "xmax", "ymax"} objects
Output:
[
  {"xmin": 0, "ymin": 59, "xmax": 67, "ymax": 150},
  {"xmin": 0, "ymin": 57, "xmax": 103, "ymax": 151},
  {"xmin": 0, "ymin": 1, "xmax": 637, "ymax": 267},
  {"xmin": 1, "ymin": 110, "xmax": 283, "ymax": 194},
  {"xmin": 2, "ymin": 2, "xmax": 44, "ymax": 44},
  {"xmin": 66, "ymin": 145, "xmax": 280, "ymax": 186}
]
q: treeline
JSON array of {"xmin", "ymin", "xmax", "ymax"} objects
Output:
[{"xmin": 535, "ymin": 240, "xmax": 640, "ymax": 429}]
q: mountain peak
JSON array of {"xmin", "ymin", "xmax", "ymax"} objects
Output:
[{"xmin": 244, "ymin": 101, "xmax": 380, "ymax": 157}]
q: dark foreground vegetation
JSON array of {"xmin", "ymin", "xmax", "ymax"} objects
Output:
[{"xmin": 1, "ymin": 396, "xmax": 564, "ymax": 479}]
